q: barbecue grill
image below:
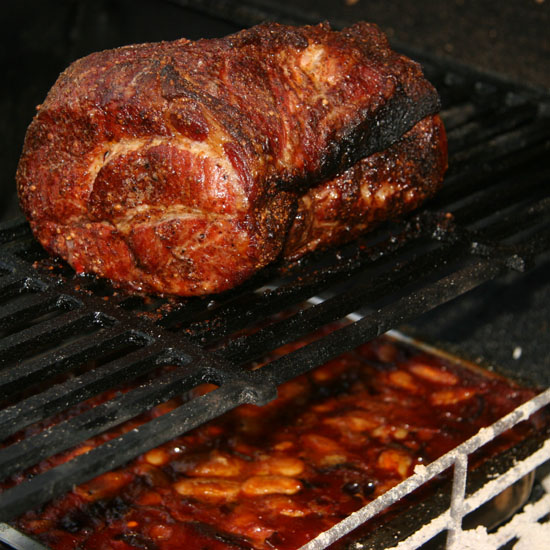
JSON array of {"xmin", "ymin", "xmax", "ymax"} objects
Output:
[{"xmin": 1, "ymin": 1, "xmax": 550, "ymax": 549}]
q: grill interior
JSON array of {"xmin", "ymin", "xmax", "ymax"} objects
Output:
[{"xmin": 0, "ymin": 51, "xmax": 549, "ymax": 532}]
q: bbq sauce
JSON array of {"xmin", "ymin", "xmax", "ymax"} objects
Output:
[{"xmin": 10, "ymin": 337, "xmax": 542, "ymax": 550}]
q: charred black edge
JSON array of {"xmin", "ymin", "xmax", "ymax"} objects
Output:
[
  {"xmin": 350, "ymin": 86, "xmax": 441, "ymax": 166},
  {"xmin": 278, "ymin": 87, "xmax": 442, "ymax": 193}
]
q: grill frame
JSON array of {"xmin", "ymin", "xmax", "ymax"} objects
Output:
[{"xmin": 0, "ymin": 37, "xmax": 550, "ymax": 547}]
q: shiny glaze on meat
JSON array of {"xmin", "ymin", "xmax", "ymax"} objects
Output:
[{"xmin": 17, "ymin": 22, "xmax": 443, "ymax": 296}]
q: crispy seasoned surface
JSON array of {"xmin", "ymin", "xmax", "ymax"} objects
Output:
[
  {"xmin": 10, "ymin": 337, "xmax": 541, "ymax": 550},
  {"xmin": 285, "ymin": 114, "xmax": 447, "ymax": 258},
  {"xmin": 17, "ymin": 22, "xmax": 443, "ymax": 296}
]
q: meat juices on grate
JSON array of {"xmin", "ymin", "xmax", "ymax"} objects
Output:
[{"xmin": 17, "ymin": 22, "xmax": 445, "ymax": 296}]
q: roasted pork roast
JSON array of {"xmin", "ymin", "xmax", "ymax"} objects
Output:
[{"xmin": 17, "ymin": 22, "xmax": 447, "ymax": 296}]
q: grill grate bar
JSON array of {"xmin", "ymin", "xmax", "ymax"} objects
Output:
[
  {"xmin": 0, "ymin": 343, "xmax": 176, "ymax": 441},
  {"xmin": 159, "ymin": 262, "xmax": 355, "ymax": 338},
  {"xmin": 505, "ymin": 221, "xmax": 550, "ymax": 260},
  {"xmin": 430, "ymin": 139, "xmax": 550, "ymax": 209},
  {"xmin": 222, "ymin": 241, "xmax": 464, "ymax": 364},
  {"xmin": 0, "ymin": 327, "xmax": 145, "ymax": 397},
  {"xmin": 428, "ymin": 77, "xmax": 472, "ymax": 108},
  {"xmin": 513, "ymin": 197, "xmax": 550, "ymax": 237},
  {"xmin": 154, "ymin": 243, "xmax": 375, "ymax": 331},
  {"xmin": 445, "ymin": 101, "xmax": 538, "ymax": 153},
  {"xmin": 0, "ymin": 237, "xmax": 45, "ymax": 262},
  {"xmin": 438, "ymin": 102, "xmax": 484, "ymax": 131},
  {"xmin": 257, "ymin": 257, "xmax": 505, "ymax": 387},
  {"xmin": 0, "ymin": 274, "xmax": 34, "ymax": 301},
  {"xmin": 0, "ymin": 309, "xmax": 107, "ymax": 366},
  {"xmin": 447, "ymin": 118, "xmax": 550, "ymax": 173},
  {"xmin": 0, "ymin": 293, "xmax": 68, "ymax": 331},
  {"xmin": 0, "ymin": 524, "xmax": 48, "ymax": 550},
  {"xmin": 450, "ymin": 169, "xmax": 549, "ymax": 230},
  {"xmin": 0, "ymin": 220, "xmax": 32, "ymax": 246},
  {"xmin": 0, "ymin": 361, "xmax": 205, "ymax": 482},
  {"xmin": 0, "ymin": 381, "xmax": 267, "ymax": 522}
]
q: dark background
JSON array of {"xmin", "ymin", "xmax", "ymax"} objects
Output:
[
  {"xmin": 1, "ymin": 0, "xmax": 550, "ymax": 384},
  {"xmin": 2, "ymin": 0, "xmax": 242, "ymax": 221}
]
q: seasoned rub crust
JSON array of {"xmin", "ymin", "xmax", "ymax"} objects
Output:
[
  {"xmin": 17, "ymin": 22, "xmax": 442, "ymax": 296},
  {"xmin": 285, "ymin": 115, "xmax": 447, "ymax": 258}
]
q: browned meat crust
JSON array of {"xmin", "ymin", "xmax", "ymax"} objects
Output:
[
  {"xmin": 17, "ymin": 22, "xmax": 444, "ymax": 296},
  {"xmin": 285, "ymin": 115, "xmax": 447, "ymax": 258}
]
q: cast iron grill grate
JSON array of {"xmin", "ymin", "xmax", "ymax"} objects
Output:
[{"xmin": 0, "ymin": 58, "xmax": 549, "ymax": 527}]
